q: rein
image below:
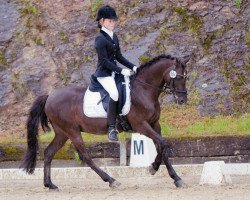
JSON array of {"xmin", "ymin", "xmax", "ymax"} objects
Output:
[
  {"xmin": 132, "ymin": 78, "xmax": 167, "ymax": 93},
  {"xmin": 131, "ymin": 65, "xmax": 187, "ymax": 95}
]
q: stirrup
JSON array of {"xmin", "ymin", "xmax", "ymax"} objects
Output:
[{"xmin": 108, "ymin": 129, "xmax": 119, "ymax": 142}]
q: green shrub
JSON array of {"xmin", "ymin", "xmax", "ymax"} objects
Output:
[
  {"xmin": 235, "ymin": 0, "xmax": 242, "ymax": 9},
  {"xmin": 59, "ymin": 32, "xmax": 69, "ymax": 43},
  {"xmin": 139, "ymin": 55, "xmax": 151, "ymax": 64},
  {"xmin": 90, "ymin": 0, "xmax": 104, "ymax": 18},
  {"xmin": 20, "ymin": 3, "xmax": 39, "ymax": 17},
  {"xmin": 0, "ymin": 52, "xmax": 8, "ymax": 66}
]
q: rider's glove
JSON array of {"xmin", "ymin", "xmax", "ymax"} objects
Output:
[
  {"xmin": 121, "ymin": 69, "xmax": 133, "ymax": 77},
  {"xmin": 133, "ymin": 66, "xmax": 138, "ymax": 73}
]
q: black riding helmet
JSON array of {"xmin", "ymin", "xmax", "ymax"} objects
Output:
[{"xmin": 96, "ymin": 5, "xmax": 118, "ymax": 21}]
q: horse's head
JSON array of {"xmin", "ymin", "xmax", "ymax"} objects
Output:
[{"xmin": 163, "ymin": 57, "xmax": 189, "ymax": 105}]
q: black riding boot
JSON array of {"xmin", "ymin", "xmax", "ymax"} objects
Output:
[{"xmin": 107, "ymin": 99, "xmax": 119, "ymax": 141}]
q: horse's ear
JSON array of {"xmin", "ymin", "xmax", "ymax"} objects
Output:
[{"xmin": 182, "ymin": 56, "xmax": 190, "ymax": 64}]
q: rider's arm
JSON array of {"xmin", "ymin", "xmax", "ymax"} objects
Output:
[
  {"xmin": 95, "ymin": 36, "xmax": 122, "ymax": 73},
  {"xmin": 115, "ymin": 35, "xmax": 135, "ymax": 70}
]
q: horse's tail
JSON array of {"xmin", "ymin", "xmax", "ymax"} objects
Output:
[{"xmin": 20, "ymin": 95, "xmax": 51, "ymax": 174}]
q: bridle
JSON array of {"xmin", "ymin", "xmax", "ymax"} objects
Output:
[
  {"xmin": 166, "ymin": 65, "xmax": 188, "ymax": 96},
  {"xmin": 132, "ymin": 65, "xmax": 187, "ymax": 96}
]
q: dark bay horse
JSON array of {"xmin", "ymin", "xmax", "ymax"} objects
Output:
[{"xmin": 21, "ymin": 54, "xmax": 189, "ymax": 189}]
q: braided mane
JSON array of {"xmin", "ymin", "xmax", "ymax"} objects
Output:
[
  {"xmin": 137, "ymin": 54, "xmax": 174, "ymax": 73},
  {"xmin": 137, "ymin": 54, "xmax": 185, "ymax": 74}
]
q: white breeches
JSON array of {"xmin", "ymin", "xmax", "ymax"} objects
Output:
[{"xmin": 97, "ymin": 74, "xmax": 118, "ymax": 101}]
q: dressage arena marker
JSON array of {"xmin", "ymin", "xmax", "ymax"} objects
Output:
[
  {"xmin": 129, "ymin": 133, "xmax": 157, "ymax": 167},
  {"xmin": 119, "ymin": 141, "xmax": 127, "ymax": 166},
  {"xmin": 199, "ymin": 161, "xmax": 232, "ymax": 185}
]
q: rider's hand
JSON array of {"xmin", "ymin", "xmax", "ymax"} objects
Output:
[
  {"xmin": 121, "ymin": 69, "xmax": 132, "ymax": 77},
  {"xmin": 133, "ymin": 66, "xmax": 138, "ymax": 73}
]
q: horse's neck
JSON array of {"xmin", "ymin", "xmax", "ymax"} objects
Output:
[
  {"xmin": 138, "ymin": 63, "xmax": 166, "ymax": 88},
  {"xmin": 133, "ymin": 62, "xmax": 166, "ymax": 100}
]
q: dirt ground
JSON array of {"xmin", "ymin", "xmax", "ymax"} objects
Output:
[{"xmin": 1, "ymin": 175, "xmax": 250, "ymax": 200}]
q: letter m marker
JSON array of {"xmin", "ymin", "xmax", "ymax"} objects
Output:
[{"xmin": 134, "ymin": 140, "xmax": 144, "ymax": 155}]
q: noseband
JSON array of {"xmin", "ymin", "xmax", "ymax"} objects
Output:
[
  {"xmin": 165, "ymin": 65, "xmax": 187, "ymax": 96},
  {"xmin": 132, "ymin": 65, "xmax": 187, "ymax": 96}
]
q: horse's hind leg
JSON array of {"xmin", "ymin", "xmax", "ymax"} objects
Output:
[
  {"xmin": 149, "ymin": 142, "xmax": 163, "ymax": 175},
  {"xmin": 44, "ymin": 124, "xmax": 68, "ymax": 189},
  {"xmin": 68, "ymin": 131, "xmax": 120, "ymax": 188},
  {"xmin": 150, "ymin": 122, "xmax": 163, "ymax": 175}
]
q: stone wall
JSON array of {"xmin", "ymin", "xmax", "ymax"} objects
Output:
[{"xmin": 0, "ymin": 0, "xmax": 249, "ymax": 134}]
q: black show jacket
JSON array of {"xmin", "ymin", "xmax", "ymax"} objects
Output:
[{"xmin": 93, "ymin": 30, "xmax": 135, "ymax": 77}]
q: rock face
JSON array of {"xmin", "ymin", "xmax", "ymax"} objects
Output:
[
  {"xmin": 0, "ymin": 0, "xmax": 19, "ymax": 43},
  {"xmin": 0, "ymin": 0, "xmax": 249, "ymax": 133}
]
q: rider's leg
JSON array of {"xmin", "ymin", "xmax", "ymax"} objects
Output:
[
  {"xmin": 107, "ymin": 98, "xmax": 118, "ymax": 141},
  {"xmin": 97, "ymin": 75, "xmax": 119, "ymax": 141}
]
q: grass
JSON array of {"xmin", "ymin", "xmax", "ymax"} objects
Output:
[
  {"xmin": 0, "ymin": 107, "xmax": 249, "ymax": 145},
  {"xmin": 172, "ymin": 6, "xmax": 203, "ymax": 34},
  {"xmin": 10, "ymin": 72, "xmax": 28, "ymax": 94},
  {"xmin": 32, "ymin": 35, "xmax": 45, "ymax": 46},
  {"xmin": 246, "ymin": 25, "xmax": 250, "ymax": 47},
  {"xmin": 0, "ymin": 52, "xmax": 8, "ymax": 66},
  {"xmin": 138, "ymin": 55, "xmax": 151, "ymax": 64},
  {"xmin": 160, "ymin": 111, "xmax": 250, "ymax": 139},
  {"xmin": 89, "ymin": 0, "xmax": 104, "ymax": 18},
  {"xmin": 187, "ymin": 114, "xmax": 250, "ymax": 135},
  {"xmin": 187, "ymin": 116, "xmax": 249, "ymax": 133},
  {"xmin": 235, "ymin": 0, "xmax": 242, "ymax": 9},
  {"xmin": 0, "ymin": 130, "xmax": 131, "ymax": 146},
  {"xmin": 203, "ymin": 34, "xmax": 216, "ymax": 50},
  {"xmin": 82, "ymin": 55, "xmax": 91, "ymax": 63},
  {"xmin": 0, "ymin": 112, "xmax": 249, "ymax": 161},
  {"xmin": 19, "ymin": 3, "xmax": 39, "ymax": 17},
  {"xmin": 59, "ymin": 32, "xmax": 69, "ymax": 43},
  {"xmin": 0, "ymin": 119, "xmax": 128, "ymax": 145},
  {"xmin": 58, "ymin": 69, "xmax": 70, "ymax": 85}
]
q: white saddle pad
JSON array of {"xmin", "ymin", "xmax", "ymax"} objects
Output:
[{"xmin": 83, "ymin": 76, "xmax": 131, "ymax": 118}]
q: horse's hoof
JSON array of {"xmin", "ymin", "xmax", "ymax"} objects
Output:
[
  {"xmin": 44, "ymin": 183, "xmax": 59, "ymax": 190},
  {"xmin": 49, "ymin": 188, "xmax": 59, "ymax": 192},
  {"xmin": 174, "ymin": 179, "xmax": 187, "ymax": 188},
  {"xmin": 109, "ymin": 180, "xmax": 121, "ymax": 188},
  {"xmin": 148, "ymin": 165, "xmax": 157, "ymax": 175}
]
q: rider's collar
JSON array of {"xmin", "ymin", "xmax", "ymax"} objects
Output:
[{"xmin": 101, "ymin": 26, "xmax": 113, "ymax": 39}]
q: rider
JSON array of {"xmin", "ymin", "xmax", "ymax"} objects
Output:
[{"xmin": 93, "ymin": 5, "xmax": 137, "ymax": 141}]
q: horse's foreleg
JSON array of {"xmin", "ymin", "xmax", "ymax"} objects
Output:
[
  {"xmin": 134, "ymin": 121, "xmax": 165, "ymax": 173},
  {"xmin": 70, "ymin": 133, "xmax": 120, "ymax": 188},
  {"xmin": 44, "ymin": 125, "xmax": 68, "ymax": 189},
  {"xmin": 162, "ymin": 145, "xmax": 184, "ymax": 187},
  {"xmin": 152, "ymin": 122, "xmax": 183, "ymax": 187},
  {"xmin": 135, "ymin": 121, "xmax": 183, "ymax": 187}
]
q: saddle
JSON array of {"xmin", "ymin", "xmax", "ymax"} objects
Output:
[
  {"xmin": 83, "ymin": 75, "xmax": 132, "ymax": 131},
  {"xmin": 89, "ymin": 74, "xmax": 128, "ymax": 114},
  {"xmin": 83, "ymin": 74, "xmax": 132, "ymax": 131}
]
